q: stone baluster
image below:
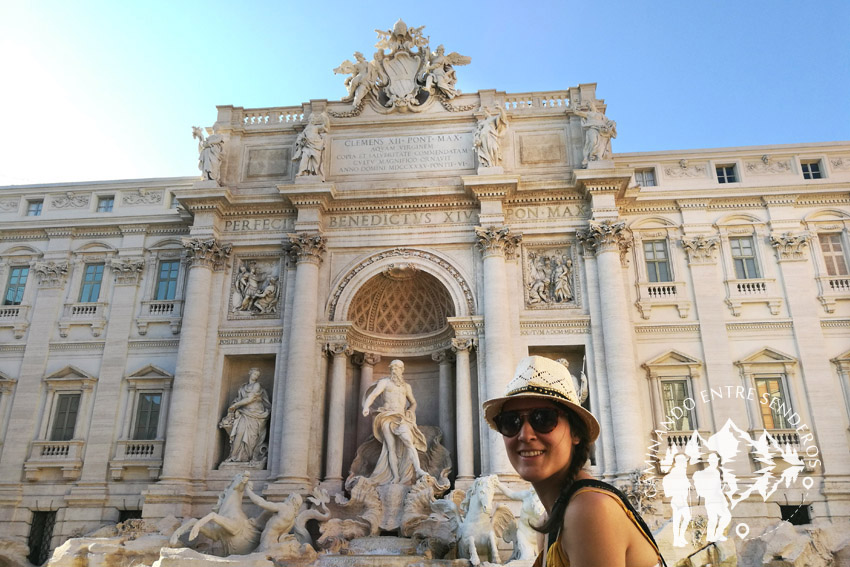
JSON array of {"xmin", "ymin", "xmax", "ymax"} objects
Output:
[
  {"xmin": 323, "ymin": 342, "xmax": 352, "ymax": 490},
  {"xmin": 452, "ymin": 338, "xmax": 477, "ymax": 482},
  {"xmin": 432, "ymin": 350, "xmax": 456, "ymax": 460},
  {"xmin": 577, "ymin": 221, "xmax": 644, "ymax": 473},
  {"xmin": 276, "ymin": 233, "xmax": 326, "ymax": 490},
  {"xmin": 161, "ymin": 238, "xmax": 230, "ymax": 482},
  {"xmin": 474, "ymin": 226, "xmax": 521, "ymax": 475},
  {"xmin": 355, "ymin": 353, "xmax": 381, "ymax": 447}
]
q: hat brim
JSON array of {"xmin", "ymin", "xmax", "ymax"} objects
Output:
[{"xmin": 483, "ymin": 393, "xmax": 600, "ymax": 443}]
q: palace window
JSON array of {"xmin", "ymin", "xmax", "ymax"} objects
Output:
[
  {"xmin": 643, "ymin": 240, "xmax": 672, "ymax": 283},
  {"xmin": 755, "ymin": 376, "xmax": 793, "ymax": 430},
  {"xmin": 78, "ymin": 263, "xmax": 104, "ymax": 302},
  {"xmin": 96, "ymin": 196, "xmax": 114, "ymax": 212},
  {"xmin": 3, "ymin": 266, "xmax": 28, "ymax": 305},
  {"xmin": 132, "ymin": 392, "xmax": 162, "ymax": 440},
  {"xmin": 730, "ymin": 236, "xmax": 761, "ymax": 279},
  {"xmin": 154, "ymin": 261, "xmax": 180, "ymax": 300},
  {"xmin": 661, "ymin": 379, "xmax": 694, "ymax": 431},
  {"xmin": 28, "ymin": 511, "xmax": 56, "ymax": 566},
  {"xmin": 26, "ymin": 200, "xmax": 43, "ymax": 216},
  {"xmin": 819, "ymin": 233, "xmax": 849, "ymax": 276},
  {"xmin": 716, "ymin": 164, "xmax": 738, "ymax": 183},
  {"xmin": 801, "ymin": 160, "xmax": 823, "ymax": 180},
  {"xmin": 49, "ymin": 393, "xmax": 81, "ymax": 441},
  {"xmin": 635, "ymin": 168, "xmax": 656, "ymax": 187}
]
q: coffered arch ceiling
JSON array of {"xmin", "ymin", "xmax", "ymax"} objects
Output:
[{"xmin": 347, "ymin": 266, "xmax": 455, "ymax": 336}]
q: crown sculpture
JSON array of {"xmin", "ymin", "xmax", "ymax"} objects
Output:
[{"xmin": 334, "ymin": 19, "xmax": 471, "ymax": 112}]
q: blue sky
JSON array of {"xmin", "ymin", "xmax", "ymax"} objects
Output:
[{"xmin": 1, "ymin": 0, "xmax": 847, "ymax": 186}]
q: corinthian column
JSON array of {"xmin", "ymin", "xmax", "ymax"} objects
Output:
[
  {"xmin": 577, "ymin": 221, "xmax": 644, "ymax": 473},
  {"xmin": 277, "ymin": 233, "xmax": 326, "ymax": 490},
  {"xmin": 475, "ymin": 226, "xmax": 521, "ymax": 475},
  {"xmin": 161, "ymin": 238, "xmax": 231, "ymax": 482},
  {"xmin": 432, "ymin": 350, "xmax": 456, "ymax": 459},
  {"xmin": 323, "ymin": 342, "xmax": 352, "ymax": 490},
  {"xmin": 452, "ymin": 338, "xmax": 476, "ymax": 482}
]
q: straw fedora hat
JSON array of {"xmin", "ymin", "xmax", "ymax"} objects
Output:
[{"xmin": 482, "ymin": 355, "xmax": 600, "ymax": 442}]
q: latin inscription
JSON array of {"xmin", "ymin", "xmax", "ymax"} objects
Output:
[
  {"xmin": 328, "ymin": 209, "xmax": 477, "ymax": 229},
  {"xmin": 505, "ymin": 204, "xmax": 583, "ymax": 221},
  {"xmin": 223, "ymin": 217, "xmax": 294, "ymax": 232},
  {"xmin": 331, "ymin": 133, "xmax": 475, "ymax": 175}
]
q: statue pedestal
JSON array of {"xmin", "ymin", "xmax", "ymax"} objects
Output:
[
  {"xmin": 218, "ymin": 460, "xmax": 267, "ymax": 473},
  {"xmin": 476, "ymin": 165, "xmax": 504, "ymax": 175},
  {"xmin": 585, "ymin": 159, "xmax": 615, "ymax": 170},
  {"xmin": 377, "ymin": 483, "xmax": 411, "ymax": 531}
]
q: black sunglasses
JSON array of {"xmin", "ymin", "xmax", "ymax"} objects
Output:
[{"xmin": 493, "ymin": 407, "xmax": 563, "ymax": 437}]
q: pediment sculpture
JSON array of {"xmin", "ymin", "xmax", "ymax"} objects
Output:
[{"xmin": 334, "ymin": 19, "xmax": 470, "ymax": 113}]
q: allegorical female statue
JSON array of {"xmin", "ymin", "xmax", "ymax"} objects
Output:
[{"xmin": 220, "ymin": 368, "xmax": 271, "ymax": 464}]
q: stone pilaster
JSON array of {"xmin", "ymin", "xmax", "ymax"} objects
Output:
[
  {"xmin": 276, "ymin": 232, "xmax": 326, "ymax": 490},
  {"xmin": 323, "ymin": 342, "xmax": 352, "ymax": 490},
  {"xmin": 160, "ymin": 238, "xmax": 230, "ymax": 488},
  {"xmin": 577, "ymin": 220, "xmax": 644, "ymax": 474},
  {"xmin": 432, "ymin": 350, "xmax": 456, "ymax": 461},
  {"xmin": 474, "ymin": 225, "xmax": 521, "ymax": 475},
  {"xmin": 452, "ymin": 338, "xmax": 476, "ymax": 483}
]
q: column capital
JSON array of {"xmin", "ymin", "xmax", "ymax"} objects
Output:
[
  {"xmin": 32, "ymin": 261, "xmax": 69, "ymax": 288},
  {"xmin": 475, "ymin": 225, "xmax": 522, "ymax": 259},
  {"xmin": 577, "ymin": 220, "xmax": 632, "ymax": 261},
  {"xmin": 325, "ymin": 342, "xmax": 353, "ymax": 357},
  {"xmin": 769, "ymin": 231, "xmax": 811, "ymax": 262},
  {"xmin": 182, "ymin": 237, "xmax": 232, "ymax": 270},
  {"xmin": 109, "ymin": 257, "xmax": 145, "ymax": 285},
  {"xmin": 353, "ymin": 352, "xmax": 381, "ymax": 367},
  {"xmin": 451, "ymin": 338, "xmax": 477, "ymax": 353},
  {"xmin": 432, "ymin": 350, "xmax": 456, "ymax": 364},
  {"xmin": 681, "ymin": 234, "xmax": 720, "ymax": 264},
  {"xmin": 287, "ymin": 232, "xmax": 327, "ymax": 265}
]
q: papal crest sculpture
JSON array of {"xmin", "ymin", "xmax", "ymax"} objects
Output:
[{"xmin": 334, "ymin": 19, "xmax": 470, "ymax": 112}]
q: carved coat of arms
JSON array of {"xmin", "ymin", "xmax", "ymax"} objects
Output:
[{"xmin": 334, "ymin": 20, "xmax": 471, "ymax": 113}]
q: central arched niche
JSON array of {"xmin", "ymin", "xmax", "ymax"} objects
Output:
[{"xmin": 348, "ymin": 266, "xmax": 456, "ymax": 336}]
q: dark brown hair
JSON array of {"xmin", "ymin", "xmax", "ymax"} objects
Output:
[{"xmin": 534, "ymin": 404, "xmax": 592, "ymax": 536}]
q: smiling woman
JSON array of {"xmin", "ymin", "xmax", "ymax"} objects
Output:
[{"xmin": 483, "ymin": 356, "xmax": 666, "ymax": 567}]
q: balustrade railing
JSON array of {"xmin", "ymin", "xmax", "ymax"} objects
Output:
[
  {"xmin": 238, "ymin": 107, "xmax": 305, "ymax": 128},
  {"xmin": 63, "ymin": 302, "xmax": 105, "ymax": 318},
  {"xmin": 114, "ymin": 439, "xmax": 164, "ymax": 461},
  {"xmin": 504, "ymin": 91, "xmax": 570, "ymax": 111},
  {"xmin": 28, "ymin": 440, "xmax": 84, "ymax": 461}
]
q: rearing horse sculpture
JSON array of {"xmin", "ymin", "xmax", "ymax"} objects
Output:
[{"xmin": 169, "ymin": 471, "xmax": 261, "ymax": 556}]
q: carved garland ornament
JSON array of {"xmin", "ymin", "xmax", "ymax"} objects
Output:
[
  {"xmin": 680, "ymin": 235, "xmax": 719, "ymax": 264},
  {"xmin": 181, "ymin": 237, "xmax": 232, "ymax": 270},
  {"xmin": 51, "ymin": 192, "xmax": 90, "ymax": 209},
  {"xmin": 33, "ymin": 261, "xmax": 69, "ymax": 288},
  {"xmin": 664, "ymin": 160, "xmax": 707, "ymax": 179},
  {"xmin": 769, "ymin": 232, "xmax": 810, "ymax": 261},
  {"xmin": 328, "ymin": 248, "xmax": 475, "ymax": 320},
  {"xmin": 110, "ymin": 257, "xmax": 145, "ymax": 284}
]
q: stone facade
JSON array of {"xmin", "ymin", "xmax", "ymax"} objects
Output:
[{"xmin": 1, "ymin": 31, "xmax": 850, "ymax": 561}]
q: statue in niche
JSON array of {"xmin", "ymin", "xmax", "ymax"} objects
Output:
[
  {"xmin": 573, "ymin": 100, "xmax": 616, "ymax": 167},
  {"xmin": 192, "ymin": 126, "xmax": 224, "ymax": 183},
  {"xmin": 361, "ymin": 359, "xmax": 429, "ymax": 484},
  {"xmin": 526, "ymin": 250, "xmax": 573, "ymax": 306},
  {"xmin": 474, "ymin": 107, "xmax": 508, "ymax": 168},
  {"xmin": 422, "ymin": 44, "xmax": 470, "ymax": 100},
  {"xmin": 292, "ymin": 112, "xmax": 329, "ymax": 179},
  {"xmin": 231, "ymin": 263, "xmax": 279, "ymax": 315},
  {"xmin": 334, "ymin": 52, "xmax": 379, "ymax": 108},
  {"xmin": 557, "ymin": 357, "xmax": 588, "ymax": 405},
  {"xmin": 219, "ymin": 368, "xmax": 271, "ymax": 465}
]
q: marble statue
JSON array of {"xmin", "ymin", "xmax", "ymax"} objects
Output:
[
  {"xmin": 232, "ymin": 263, "xmax": 279, "ymax": 315},
  {"xmin": 170, "ymin": 471, "xmax": 261, "ymax": 555},
  {"xmin": 244, "ymin": 486, "xmax": 303, "ymax": 552},
  {"xmin": 525, "ymin": 251, "xmax": 573, "ymax": 306},
  {"xmin": 334, "ymin": 52, "xmax": 378, "ymax": 108},
  {"xmin": 573, "ymin": 101, "xmax": 616, "ymax": 166},
  {"xmin": 219, "ymin": 369, "xmax": 271, "ymax": 465},
  {"xmin": 429, "ymin": 475, "xmax": 514, "ymax": 566},
  {"xmin": 251, "ymin": 277, "xmax": 279, "ymax": 314},
  {"xmin": 474, "ymin": 108, "xmax": 508, "ymax": 168},
  {"xmin": 556, "ymin": 358, "xmax": 588, "ymax": 405},
  {"xmin": 361, "ymin": 360, "xmax": 428, "ymax": 484},
  {"xmin": 192, "ymin": 126, "xmax": 224, "ymax": 183},
  {"xmin": 496, "ymin": 479, "xmax": 545, "ymax": 561},
  {"xmin": 422, "ymin": 44, "xmax": 471, "ymax": 99},
  {"xmin": 292, "ymin": 112, "xmax": 329, "ymax": 179}
]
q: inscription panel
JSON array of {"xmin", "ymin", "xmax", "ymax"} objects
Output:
[{"xmin": 330, "ymin": 133, "xmax": 475, "ymax": 176}]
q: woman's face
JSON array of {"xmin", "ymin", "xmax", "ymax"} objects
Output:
[{"xmin": 500, "ymin": 398, "xmax": 579, "ymax": 486}]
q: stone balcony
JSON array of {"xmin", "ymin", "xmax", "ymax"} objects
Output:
[
  {"xmin": 24, "ymin": 440, "xmax": 85, "ymax": 481},
  {"xmin": 109, "ymin": 439, "xmax": 164, "ymax": 480},
  {"xmin": 816, "ymin": 274, "xmax": 850, "ymax": 313},
  {"xmin": 0, "ymin": 304, "xmax": 30, "ymax": 339},
  {"xmin": 724, "ymin": 278, "xmax": 783, "ymax": 316},
  {"xmin": 136, "ymin": 299, "xmax": 183, "ymax": 335},
  {"xmin": 58, "ymin": 302, "xmax": 107, "ymax": 337},
  {"xmin": 635, "ymin": 281, "xmax": 691, "ymax": 319}
]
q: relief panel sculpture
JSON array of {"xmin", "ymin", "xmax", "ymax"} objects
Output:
[
  {"xmin": 521, "ymin": 246, "xmax": 576, "ymax": 308},
  {"xmin": 229, "ymin": 259, "xmax": 281, "ymax": 318}
]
